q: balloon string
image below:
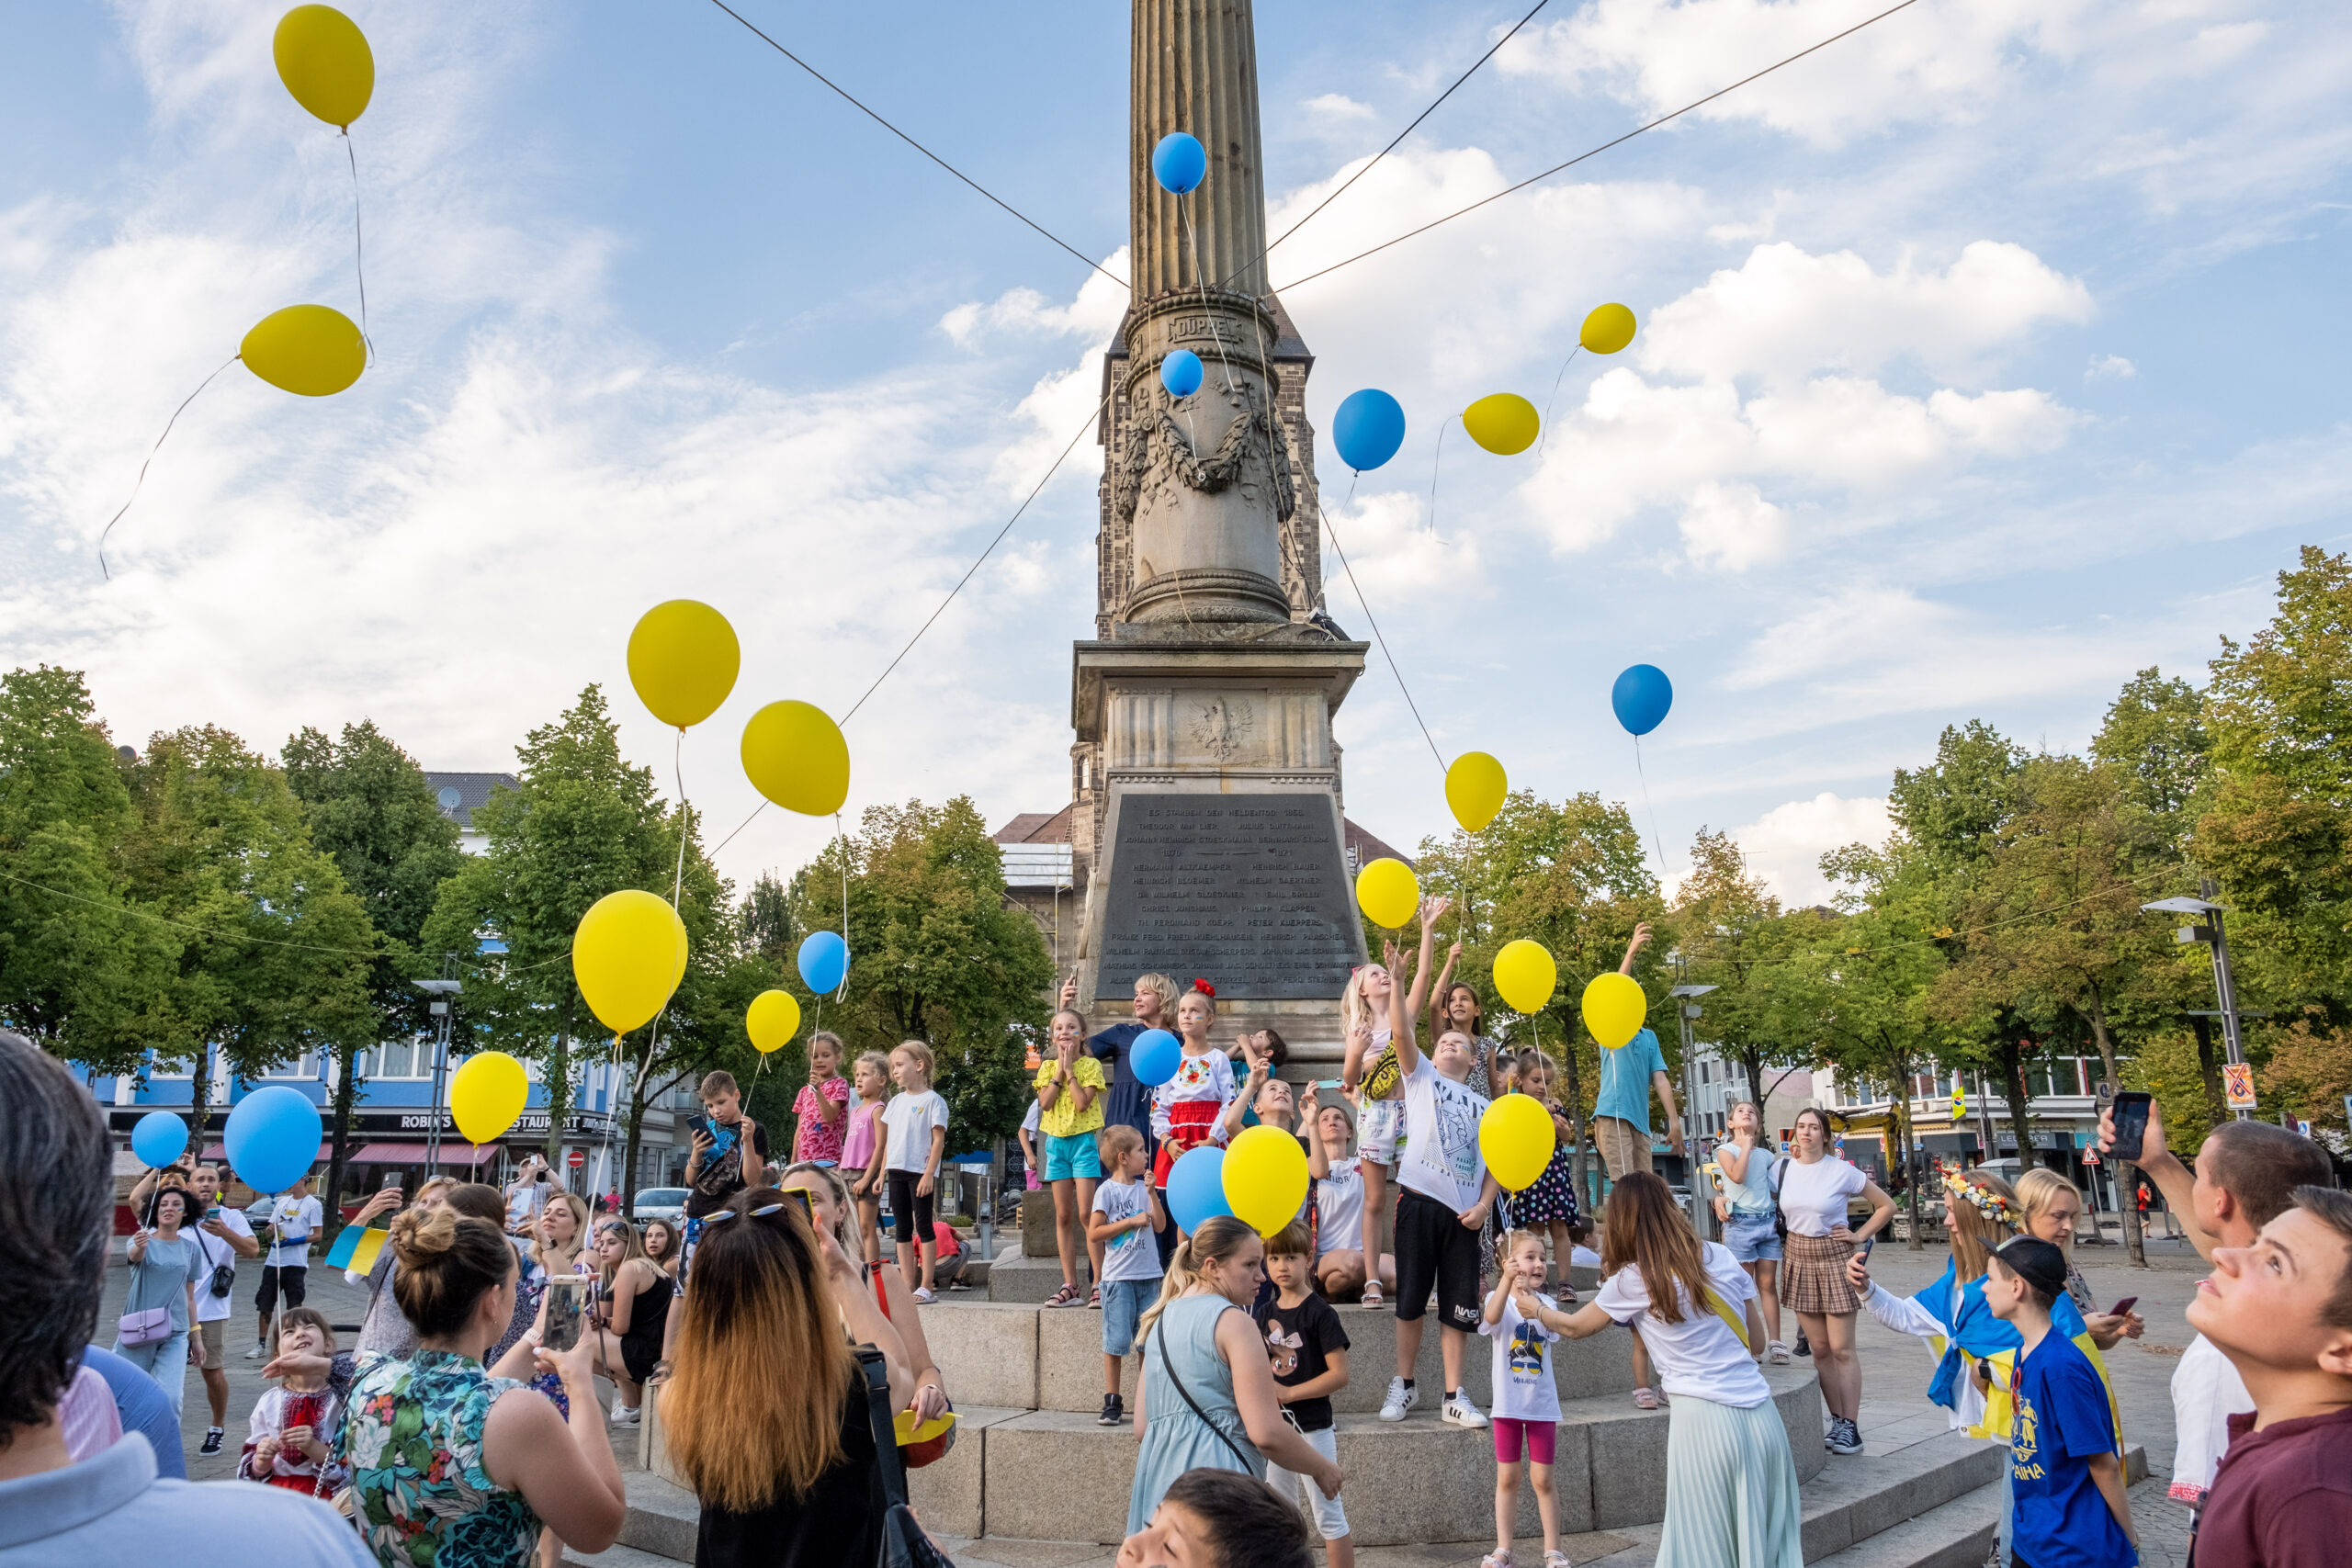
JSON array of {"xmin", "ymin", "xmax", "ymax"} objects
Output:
[
  {"xmin": 1315, "ymin": 493, "xmax": 1446, "ymax": 776},
  {"xmin": 1428, "ymin": 418, "xmax": 1448, "ymax": 539},
  {"xmin": 672, "ymin": 728, "xmax": 689, "ymax": 909},
  {"xmin": 1180, "ymin": 202, "xmax": 1238, "ymax": 395},
  {"xmin": 344, "ymin": 131, "xmax": 374, "ymax": 366},
  {"xmin": 835, "ymin": 812, "xmax": 850, "ymax": 1002},
  {"xmin": 96, "ymin": 355, "xmax": 239, "ymax": 580},
  {"xmin": 1536, "ymin": 345, "xmax": 1581, "ymax": 457},
  {"xmin": 1632, "ymin": 734, "xmax": 1675, "ymax": 887}
]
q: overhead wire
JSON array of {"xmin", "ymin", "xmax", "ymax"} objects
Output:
[
  {"xmin": 1316, "ymin": 487, "xmax": 1447, "ymax": 776},
  {"xmin": 704, "ymin": 0, "xmax": 1125, "ymax": 290},
  {"xmin": 1272, "ymin": 0, "xmax": 1922, "ymax": 295}
]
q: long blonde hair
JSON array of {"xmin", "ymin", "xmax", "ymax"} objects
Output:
[
  {"xmin": 665, "ymin": 1189, "xmax": 852, "ymax": 1510},
  {"xmin": 1136, "ymin": 1214, "xmax": 1259, "ymax": 1342},
  {"xmin": 1340, "ymin": 964, "xmax": 1390, "ymax": 1035},
  {"xmin": 592, "ymin": 1214, "xmax": 648, "ymax": 1292},
  {"xmin": 533, "ymin": 1190, "xmax": 591, "ymax": 1276}
]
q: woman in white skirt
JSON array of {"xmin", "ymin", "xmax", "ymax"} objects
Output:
[{"xmin": 1520, "ymin": 1172, "xmax": 1801, "ymax": 1568}]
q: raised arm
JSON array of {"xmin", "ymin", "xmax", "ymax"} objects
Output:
[
  {"xmin": 1618, "ymin": 920, "xmax": 1653, "ymax": 976},
  {"xmin": 1399, "ymin": 897, "xmax": 1452, "ymax": 1023},
  {"xmin": 2095, "ymin": 1097, "xmax": 2209, "ymax": 1261},
  {"xmin": 1389, "ymin": 957, "xmax": 1421, "ymax": 1077},
  {"xmin": 1221, "ymin": 1059, "xmax": 1267, "ymax": 1141}
]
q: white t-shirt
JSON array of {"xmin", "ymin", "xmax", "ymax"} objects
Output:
[
  {"xmin": 261, "ymin": 1196, "xmax": 324, "ymax": 1267},
  {"xmin": 1092, "ymin": 1178, "xmax": 1164, "ymax": 1283},
  {"xmin": 1315, "ymin": 1157, "xmax": 1363, "ymax": 1260},
  {"xmin": 506, "ymin": 1180, "xmax": 548, "ymax": 1230},
  {"xmin": 1396, "ymin": 1058, "xmax": 1489, "ymax": 1213},
  {"xmin": 2170, "ymin": 1333, "xmax": 2255, "ymax": 1502},
  {"xmin": 882, "ymin": 1089, "xmax": 950, "ymax": 1173},
  {"xmin": 1569, "ymin": 1245, "xmax": 1602, "ymax": 1269},
  {"xmin": 1595, "ymin": 1240, "xmax": 1770, "ymax": 1408},
  {"xmin": 1020, "ymin": 1099, "xmax": 1042, "ymax": 1138},
  {"xmin": 1775, "ymin": 1156, "xmax": 1864, "ymax": 1237},
  {"xmin": 1481, "ymin": 1291, "xmax": 1563, "ymax": 1422},
  {"xmin": 184, "ymin": 1206, "xmax": 254, "ymax": 1324}
]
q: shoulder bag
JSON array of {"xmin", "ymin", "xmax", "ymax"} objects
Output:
[
  {"xmin": 190, "ymin": 1220, "xmax": 236, "ymax": 1300},
  {"xmin": 1769, "ymin": 1156, "xmax": 1791, "ymax": 1240},
  {"xmin": 856, "ymin": 1347, "xmax": 958, "ymax": 1568},
  {"xmin": 1150, "ymin": 1309, "xmax": 1256, "ymax": 1471}
]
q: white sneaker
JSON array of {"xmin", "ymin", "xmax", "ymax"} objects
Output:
[
  {"xmin": 610, "ymin": 1404, "xmax": 641, "ymax": 1427},
  {"xmin": 1378, "ymin": 1377, "xmax": 1419, "ymax": 1422},
  {"xmin": 243, "ymin": 1345, "xmax": 268, "ymax": 1361},
  {"xmin": 1441, "ymin": 1393, "xmax": 1490, "ymax": 1429}
]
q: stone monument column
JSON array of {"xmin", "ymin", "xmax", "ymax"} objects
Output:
[{"xmin": 1071, "ymin": 0, "xmax": 1369, "ymax": 1066}]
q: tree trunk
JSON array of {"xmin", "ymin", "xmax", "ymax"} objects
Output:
[
  {"xmin": 190, "ymin": 1040, "xmax": 213, "ymax": 1164},
  {"xmin": 1559, "ymin": 1014, "xmax": 1592, "ymax": 1213},
  {"xmin": 544, "ymin": 993, "xmax": 573, "ymax": 1168},
  {"xmin": 2083, "ymin": 991, "xmax": 2143, "ymax": 1267},
  {"xmin": 325, "ymin": 1037, "xmax": 362, "ymax": 1231},
  {"xmin": 1895, "ymin": 1077, "xmax": 1924, "ymax": 1250},
  {"xmin": 622, "ymin": 1049, "xmax": 650, "ymax": 1218},
  {"xmin": 1999, "ymin": 1036, "xmax": 2037, "ymax": 1172},
  {"xmin": 2190, "ymin": 1017, "xmax": 2227, "ymax": 1131},
  {"xmin": 1740, "ymin": 1045, "xmax": 1765, "ymax": 1113}
]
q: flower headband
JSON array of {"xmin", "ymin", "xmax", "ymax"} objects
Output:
[
  {"xmin": 1191, "ymin": 978, "xmax": 1216, "ymax": 998},
  {"xmin": 1941, "ymin": 1169, "xmax": 2013, "ymax": 1224}
]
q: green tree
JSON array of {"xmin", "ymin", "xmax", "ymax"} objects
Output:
[
  {"xmin": 0, "ymin": 667, "xmax": 178, "ymax": 1068},
  {"xmin": 119, "ymin": 727, "xmax": 378, "ymax": 1157},
  {"xmin": 281, "ymin": 721, "xmax": 468, "ymax": 1212},
  {"xmin": 2091, "ymin": 668, "xmax": 2211, "ymax": 853},
  {"xmin": 1889, "ymin": 721, "xmax": 2028, "ymax": 876},
  {"xmin": 1668, "ymin": 829, "xmax": 1809, "ymax": 1111},
  {"xmin": 782, "ymin": 798, "xmax": 1054, "ymax": 1158}
]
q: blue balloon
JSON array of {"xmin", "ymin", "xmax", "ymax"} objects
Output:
[
  {"xmin": 222, "ymin": 1085, "xmax": 322, "ymax": 1195},
  {"xmin": 1160, "ymin": 349, "xmax": 1204, "ymax": 399},
  {"xmin": 130, "ymin": 1110, "xmax": 188, "ymax": 1168},
  {"xmin": 1130, "ymin": 1028, "xmax": 1182, "ymax": 1089},
  {"xmin": 1611, "ymin": 664, "xmax": 1674, "ymax": 737},
  {"xmin": 1167, "ymin": 1145, "xmax": 1232, "ymax": 1233},
  {"xmin": 1331, "ymin": 389, "xmax": 1406, "ymax": 472},
  {"xmin": 1153, "ymin": 131, "xmax": 1206, "ymax": 196},
  {"xmin": 797, "ymin": 930, "xmax": 849, "ymax": 995}
]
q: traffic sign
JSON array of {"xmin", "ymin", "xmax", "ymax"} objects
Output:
[
  {"xmin": 566, "ymin": 1148, "xmax": 586, "ymax": 1170},
  {"xmin": 2223, "ymin": 1062, "xmax": 2257, "ymax": 1110}
]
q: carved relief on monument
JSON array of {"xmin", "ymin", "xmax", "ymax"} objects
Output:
[
  {"xmin": 1109, "ymin": 375, "xmax": 1297, "ymax": 535},
  {"xmin": 1100, "ymin": 687, "xmax": 1336, "ymax": 773}
]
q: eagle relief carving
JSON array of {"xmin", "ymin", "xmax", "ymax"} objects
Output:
[{"xmin": 1192, "ymin": 695, "xmax": 1255, "ymax": 761}]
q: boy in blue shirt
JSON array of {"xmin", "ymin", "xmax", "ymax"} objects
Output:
[{"xmin": 1984, "ymin": 1237, "xmax": 2136, "ymax": 1568}]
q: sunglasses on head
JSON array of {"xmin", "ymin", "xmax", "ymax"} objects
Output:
[{"xmin": 705, "ymin": 1189, "xmax": 813, "ymax": 1226}]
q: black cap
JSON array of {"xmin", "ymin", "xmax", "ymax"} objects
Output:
[{"xmin": 1991, "ymin": 1236, "xmax": 2069, "ymax": 1301}]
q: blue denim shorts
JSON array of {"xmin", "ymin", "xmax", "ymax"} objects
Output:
[
  {"xmin": 1101, "ymin": 1277, "xmax": 1158, "ymax": 1357},
  {"xmin": 1724, "ymin": 1212, "xmax": 1783, "ymax": 1263}
]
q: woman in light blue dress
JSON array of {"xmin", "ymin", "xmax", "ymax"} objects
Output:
[
  {"xmin": 1126, "ymin": 1215, "xmax": 1344, "ymax": 1536},
  {"xmin": 116, "ymin": 1186, "xmax": 207, "ymax": 1416}
]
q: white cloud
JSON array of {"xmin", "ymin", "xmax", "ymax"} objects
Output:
[
  {"xmin": 2086, "ymin": 354, "xmax": 2137, "ymax": 382},
  {"xmin": 1302, "ymin": 93, "xmax": 1376, "ymax": 124},
  {"xmin": 1731, "ymin": 793, "xmax": 1893, "ymax": 906},
  {"xmin": 1677, "ymin": 481, "xmax": 1787, "ymax": 570}
]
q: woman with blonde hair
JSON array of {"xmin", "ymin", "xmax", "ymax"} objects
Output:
[
  {"xmin": 1127, "ymin": 1215, "xmax": 1344, "ymax": 1535},
  {"xmin": 585, "ymin": 1216, "xmax": 673, "ymax": 1427},
  {"xmin": 665, "ymin": 1188, "xmax": 913, "ymax": 1566},
  {"xmin": 778, "ymin": 1160, "xmax": 953, "ymax": 1428},
  {"xmin": 2012, "ymin": 1166, "xmax": 2144, "ymax": 1350}
]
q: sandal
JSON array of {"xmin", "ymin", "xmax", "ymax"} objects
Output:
[
  {"xmin": 1480, "ymin": 1554, "xmax": 1512, "ymax": 1568},
  {"xmin": 1361, "ymin": 1280, "xmax": 1385, "ymax": 1310},
  {"xmin": 1768, "ymin": 1339, "xmax": 1791, "ymax": 1366},
  {"xmin": 1046, "ymin": 1283, "xmax": 1080, "ymax": 1308},
  {"xmin": 1544, "ymin": 1553, "xmax": 1572, "ymax": 1568},
  {"xmin": 1632, "ymin": 1387, "xmax": 1661, "ymax": 1411}
]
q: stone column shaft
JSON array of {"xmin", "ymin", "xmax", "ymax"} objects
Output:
[{"xmin": 1132, "ymin": 0, "xmax": 1271, "ymax": 299}]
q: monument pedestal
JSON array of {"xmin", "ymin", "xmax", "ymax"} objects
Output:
[{"xmin": 1073, "ymin": 636, "xmax": 1368, "ymax": 1066}]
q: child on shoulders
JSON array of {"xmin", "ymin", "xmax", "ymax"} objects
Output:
[
  {"xmin": 1481, "ymin": 1231, "xmax": 1565, "ymax": 1568},
  {"xmin": 1256, "ymin": 1219, "xmax": 1354, "ymax": 1568},
  {"xmin": 240, "ymin": 1307, "xmax": 345, "ymax": 1499},
  {"xmin": 1089, "ymin": 1124, "xmax": 1166, "ymax": 1427}
]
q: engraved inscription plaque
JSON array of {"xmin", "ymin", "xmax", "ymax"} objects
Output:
[{"xmin": 1094, "ymin": 793, "xmax": 1361, "ymax": 999}]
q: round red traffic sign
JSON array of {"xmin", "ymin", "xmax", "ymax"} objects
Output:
[{"xmin": 566, "ymin": 1148, "xmax": 585, "ymax": 1170}]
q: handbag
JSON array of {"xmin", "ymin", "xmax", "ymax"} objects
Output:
[
  {"xmin": 191, "ymin": 1224, "xmax": 236, "ymax": 1300},
  {"xmin": 864, "ymin": 1264, "xmax": 956, "ymax": 1468},
  {"xmin": 856, "ymin": 1347, "xmax": 958, "ymax": 1568},
  {"xmin": 1769, "ymin": 1156, "xmax": 1791, "ymax": 1241},
  {"xmin": 1151, "ymin": 1313, "xmax": 1256, "ymax": 1472},
  {"xmin": 117, "ymin": 1305, "xmax": 173, "ymax": 1346}
]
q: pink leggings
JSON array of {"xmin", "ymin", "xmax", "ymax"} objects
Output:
[{"xmin": 1492, "ymin": 1416, "xmax": 1555, "ymax": 1466}]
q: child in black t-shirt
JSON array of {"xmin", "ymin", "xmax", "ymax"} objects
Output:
[{"xmin": 1255, "ymin": 1219, "xmax": 1354, "ymax": 1567}]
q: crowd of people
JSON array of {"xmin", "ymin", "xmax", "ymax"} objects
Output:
[{"xmin": 7, "ymin": 885, "xmax": 2352, "ymax": 1568}]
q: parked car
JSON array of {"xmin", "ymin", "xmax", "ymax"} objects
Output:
[{"xmin": 631, "ymin": 1187, "xmax": 689, "ymax": 1224}]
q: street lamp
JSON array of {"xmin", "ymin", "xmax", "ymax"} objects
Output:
[
  {"xmin": 415, "ymin": 979, "xmax": 462, "ymax": 1173},
  {"xmin": 2141, "ymin": 886, "xmax": 2247, "ymax": 1122},
  {"xmin": 1666, "ymin": 951, "xmax": 1718, "ymax": 1240}
]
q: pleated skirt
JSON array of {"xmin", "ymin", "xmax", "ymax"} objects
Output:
[{"xmin": 1655, "ymin": 1394, "xmax": 1806, "ymax": 1568}]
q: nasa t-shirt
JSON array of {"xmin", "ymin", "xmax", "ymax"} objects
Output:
[
  {"xmin": 1252, "ymin": 1291, "xmax": 1350, "ymax": 1433},
  {"xmin": 1481, "ymin": 1291, "xmax": 1563, "ymax": 1423},
  {"xmin": 1397, "ymin": 1057, "xmax": 1489, "ymax": 1213}
]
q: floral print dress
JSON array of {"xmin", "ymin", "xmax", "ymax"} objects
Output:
[{"xmin": 344, "ymin": 1348, "xmax": 542, "ymax": 1568}]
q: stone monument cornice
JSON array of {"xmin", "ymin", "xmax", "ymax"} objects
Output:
[{"xmin": 1071, "ymin": 637, "xmax": 1367, "ymax": 740}]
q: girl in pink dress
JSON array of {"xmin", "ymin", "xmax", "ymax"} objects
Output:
[{"xmin": 842, "ymin": 1049, "xmax": 891, "ymax": 1264}]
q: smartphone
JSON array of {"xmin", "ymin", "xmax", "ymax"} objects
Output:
[
  {"xmin": 2109, "ymin": 1296, "xmax": 2139, "ymax": 1317},
  {"xmin": 2109, "ymin": 1091, "xmax": 2154, "ymax": 1164},
  {"xmin": 1859, "ymin": 1236, "xmax": 1877, "ymax": 1260},
  {"xmin": 542, "ymin": 1277, "xmax": 590, "ymax": 1352},
  {"xmin": 381, "ymin": 1171, "xmax": 404, "ymax": 1189}
]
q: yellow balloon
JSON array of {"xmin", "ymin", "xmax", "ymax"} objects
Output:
[
  {"xmin": 746, "ymin": 989, "xmax": 801, "ymax": 1055},
  {"xmin": 628, "ymin": 601, "xmax": 741, "ymax": 729},
  {"xmin": 1581, "ymin": 971, "xmax": 1648, "ymax": 1050},
  {"xmin": 1445, "ymin": 751, "xmax": 1508, "ymax": 832},
  {"xmin": 1222, "ymin": 1123, "xmax": 1311, "ymax": 1237},
  {"xmin": 240, "ymin": 305, "xmax": 365, "ymax": 397},
  {"xmin": 572, "ymin": 889, "xmax": 688, "ymax": 1034},
  {"xmin": 1492, "ymin": 939, "xmax": 1557, "ymax": 1015},
  {"xmin": 1580, "ymin": 302, "xmax": 1637, "ymax": 355},
  {"xmin": 1479, "ymin": 1093, "xmax": 1558, "ymax": 1192},
  {"xmin": 1354, "ymin": 857, "xmax": 1419, "ymax": 930},
  {"xmin": 448, "ymin": 1051, "xmax": 528, "ymax": 1145},
  {"xmin": 741, "ymin": 700, "xmax": 851, "ymax": 818},
  {"xmin": 273, "ymin": 6, "xmax": 375, "ymax": 128},
  {"xmin": 1463, "ymin": 393, "xmax": 1540, "ymax": 457}
]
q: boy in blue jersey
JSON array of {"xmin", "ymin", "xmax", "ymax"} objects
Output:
[{"xmin": 1984, "ymin": 1236, "xmax": 2135, "ymax": 1568}]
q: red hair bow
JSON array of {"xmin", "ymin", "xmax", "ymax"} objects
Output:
[{"xmin": 1191, "ymin": 978, "xmax": 1216, "ymax": 998}]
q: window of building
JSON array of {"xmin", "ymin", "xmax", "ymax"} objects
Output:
[
  {"xmin": 262, "ymin": 1053, "xmax": 320, "ymax": 1080},
  {"xmin": 373, "ymin": 1038, "xmax": 432, "ymax": 1079}
]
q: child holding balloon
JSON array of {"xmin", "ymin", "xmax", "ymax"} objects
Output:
[
  {"xmin": 1149, "ymin": 981, "xmax": 1238, "ymax": 1235},
  {"xmin": 1505, "ymin": 1053, "xmax": 1583, "ymax": 1304}
]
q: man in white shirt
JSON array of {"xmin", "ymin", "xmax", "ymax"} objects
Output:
[
  {"xmin": 2097, "ymin": 1095, "xmax": 2334, "ymax": 1509},
  {"xmin": 175, "ymin": 1166, "xmax": 257, "ymax": 1456},
  {"xmin": 506, "ymin": 1156, "xmax": 552, "ymax": 1235},
  {"xmin": 248, "ymin": 1174, "xmax": 323, "ymax": 1360}
]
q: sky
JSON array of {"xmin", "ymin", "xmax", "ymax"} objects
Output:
[{"xmin": 3, "ymin": 0, "xmax": 2346, "ymax": 911}]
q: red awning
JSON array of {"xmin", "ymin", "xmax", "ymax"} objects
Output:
[
  {"xmin": 346, "ymin": 1143, "xmax": 500, "ymax": 1167},
  {"xmin": 200, "ymin": 1141, "xmax": 332, "ymax": 1163}
]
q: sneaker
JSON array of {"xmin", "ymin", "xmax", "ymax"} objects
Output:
[
  {"xmin": 1378, "ymin": 1377, "xmax": 1419, "ymax": 1422},
  {"xmin": 243, "ymin": 1344, "xmax": 269, "ymax": 1361},
  {"xmin": 912, "ymin": 1286, "xmax": 938, "ymax": 1304},
  {"xmin": 1827, "ymin": 1416, "xmax": 1863, "ymax": 1454},
  {"xmin": 611, "ymin": 1404, "xmax": 641, "ymax": 1427},
  {"xmin": 198, "ymin": 1427, "xmax": 223, "ymax": 1457},
  {"xmin": 1793, "ymin": 1330, "xmax": 1812, "ymax": 1358},
  {"xmin": 1441, "ymin": 1393, "xmax": 1489, "ymax": 1429},
  {"xmin": 1098, "ymin": 1393, "xmax": 1125, "ymax": 1427}
]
